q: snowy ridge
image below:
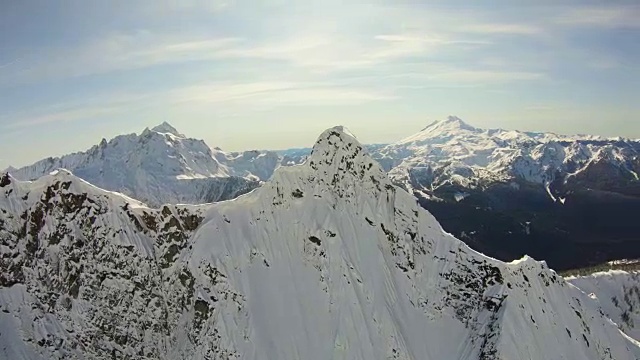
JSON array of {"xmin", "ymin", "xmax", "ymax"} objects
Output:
[{"xmin": 1, "ymin": 127, "xmax": 639, "ymax": 359}]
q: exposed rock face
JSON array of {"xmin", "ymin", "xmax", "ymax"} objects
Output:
[{"xmin": 1, "ymin": 127, "xmax": 639, "ymax": 359}]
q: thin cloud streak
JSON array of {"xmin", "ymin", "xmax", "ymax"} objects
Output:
[
  {"xmin": 2, "ymin": 81, "xmax": 395, "ymax": 130},
  {"xmin": 2, "ymin": 2, "xmax": 636, "ymax": 89},
  {"xmin": 461, "ymin": 23, "xmax": 543, "ymax": 35},
  {"xmin": 3, "ymin": 107, "xmax": 121, "ymax": 130},
  {"xmin": 554, "ymin": 5, "xmax": 640, "ymax": 28},
  {"xmin": 2, "ymin": 33, "xmax": 243, "ymax": 84},
  {"xmin": 168, "ymin": 81, "xmax": 396, "ymax": 106},
  {"xmin": 428, "ymin": 70, "xmax": 544, "ymax": 83}
]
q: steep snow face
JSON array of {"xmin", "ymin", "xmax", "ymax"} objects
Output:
[
  {"xmin": 1, "ymin": 128, "xmax": 639, "ymax": 359},
  {"xmin": 376, "ymin": 116, "xmax": 640, "ymax": 197},
  {"xmin": 567, "ymin": 271, "xmax": 640, "ymax": 342}
]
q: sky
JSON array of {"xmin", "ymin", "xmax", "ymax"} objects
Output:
[{"xmin": 1, "ymin": 0, "xmax": 639, "ymax": 169}]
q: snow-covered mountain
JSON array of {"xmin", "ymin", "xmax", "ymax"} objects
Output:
[
  {"xmin": 568, "ymin": 271, "xmax": 640, "ymax": 342},
  {"xmin": 371, "ymin": 116, "xmax": 640, "ymax": 270},
  {"xmin": 1, "ymin": 127, "xmax": 639, "ymax": 359},
  {"xmin": 375, "ymin": 116, "xmax": 640, "ymax": 197},
  {"xmin": 7, "ymin": 122, "xmax": 296, "ymax": 206},
  {"xmin": 8, "ymin": 118, "xmax": 640, "ymax": 270}
]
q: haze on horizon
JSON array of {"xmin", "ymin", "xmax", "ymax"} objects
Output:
[{"xmin": 1, "ymin": 0, "xmax": 639, "ymax": 169}]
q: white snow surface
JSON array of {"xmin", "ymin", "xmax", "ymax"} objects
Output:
[
  {"xmin": 568, "ymin": 270, "xmax": 640, "ymax": 342},
  {"xmin": 0, "ymin": 127, "xmax": 639, "ymax": 359}
]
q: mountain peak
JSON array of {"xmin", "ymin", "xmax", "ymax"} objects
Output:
[
  {"xmin": 306, "ymin": 126, "xmax": 390, "ymax": 196},
  {"xmin": 309, "ymin": 126, "xmax": 362, "ymax": 162},
  {"xmin": 445, "ymin": 115, "xmax": 465, "ymax": 124},
  {"xmin": 399, "ymin": 116, "xmax": 478, "ymax": 145},
  {"xmin": 151, "ymin": 121, "xmax": 183, "ymax": 137},
  {"xmin": 433, "ymin": 115, "xmax": 476, "ymax": 131},
  {"xmin": 415, "ymin": 116, "xmax": 477, "ymax": 135}
]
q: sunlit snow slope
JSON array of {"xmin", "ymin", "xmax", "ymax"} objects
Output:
[
  {"xmin": 1, "ymin": 127, "xmax": 639, "ymax": 359},
  {"xmin": 568, "ymin": 271, "xmax": 640, "ymax": 342}
]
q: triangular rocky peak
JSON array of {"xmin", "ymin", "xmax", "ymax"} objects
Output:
[{"xmin": 305, "ymin": 126, "xmax": 391, "ymax": 198}]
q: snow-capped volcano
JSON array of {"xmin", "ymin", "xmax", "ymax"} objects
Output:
[
  {"xmin": 376, "ymin": 115, "xmax": 639, "ymax": 193},
  {"xmin": 1, "ymin": 126, "xmax": 639, "ymax": 359}
]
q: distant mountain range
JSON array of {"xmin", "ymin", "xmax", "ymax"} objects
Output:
[
  {"xmin": 2, "ymin": 127, "xmax": 638, "ymax": 359},
  {"xmin": 8, "ymin": 117, "xmax": 640, "ymax": 270},
  {"xmin": 376, "ymin": 116, "xmax": 638, "ymax": 195},
  {"xmin": 372, "ymin": 116, "xmax": 640, "ymax": 270}
]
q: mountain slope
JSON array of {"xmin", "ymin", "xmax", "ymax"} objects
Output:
[
  {"xmin": 1, "ymin": 127, "xmax": 639, "ymax": 359},
  {"xmin": 0, "ymin": 170, "xmax": 211, "ymax": 359},
  {"xmin": 7, "ymin": 122, "xmax": 273, "ymax": 206},
  {"xmin": 567, "ymin": 270, "xmax": 640, "ymax": 342}
]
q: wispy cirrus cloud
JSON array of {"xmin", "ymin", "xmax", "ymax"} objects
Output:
[
  {"xmin": 168, "ymin": 81, "xmax": 395, "ymax": 106},
  {"xmin": 461, "ymin": 23, "xmax": 543, "ymax": 36},
  {"xmin": 0, "ymin": 91, "xmax": 156, "ymax": 130},
  {"xmin": 554, "ymin": 5, "xmax": 640, "ymax": 28},
  {"xmin": 3, "ymin": 107, "xmax": 118, "ymax": 130},
  {"xmin": 2, "ymin": 2, "xmax": 636, "ymax": 90},
  {"xmin": 2, "ymin": 32, "xmax": 242, "ymax": 84},
  {"xmin": 2, "ymin": 26, "xmax": 497, "ymax": 85},
  {"xmin": 211, "ymin": 31, "xmax": 488, "ymax": 73},
  {"xmin": 2, "ymin": 80, "xmax": 394, "ymax": 131}
]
